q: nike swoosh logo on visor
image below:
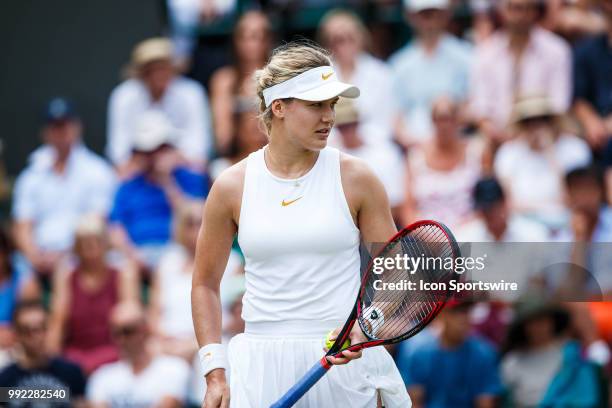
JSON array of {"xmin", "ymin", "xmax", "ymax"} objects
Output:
[{"xmin": 321, "ymin": 72, "xmax": 333, "ymax": 80}]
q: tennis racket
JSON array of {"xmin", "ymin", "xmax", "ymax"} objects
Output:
[{"xmin": 270, "ymin": 220, "xmax": 461, "ymax": 408}]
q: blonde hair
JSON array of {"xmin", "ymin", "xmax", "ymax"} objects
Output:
[{"xmin": 253, "ymin": 41, "xmax": 332, "ymax": 134}]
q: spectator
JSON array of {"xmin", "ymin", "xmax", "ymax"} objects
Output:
[
  {"xmin": 109, "ymin": 111, "xmax": 210, "ymax": 272},
  {"xmin": 331, "ymin": 97, "xmax": 405, "ymax": 218},
  {"xmin": 457, "ymin": 177, "xmax": 550, "ymax": 242},
  {"xmin": 166, "ymin": 0, "xmax": 239, "ymax": 68},
  {"xmin": 389, "ymin": 0, "xmax": 472, "ymax": 145},
  {"xmin": 501, "ymin": 300, "xmax": 604, "ymax": 407},
  {"xmin": 209, "ymin": 11, "xmax": 272, "ymax": 155},
  {"xmin": 107, "ymin": 37, "xmax": 213, "ymax": 174},
  {"xmin": 402, "ymin": 97, "xmax": 483, "ymax": 230},
  {"xmin": 556, "ymin": 166, "xmax": 612, "ymax": 299},
  {"xmin": 149, "ymin": 200, "xmax": 243, "ymax": 406},
  {"xmin": 0, "ymin": 301, "xmax": 87, "ymax": 407},
  {"xmin": 208, "ymin": 107, "xmax": 268, "ymax": 180},
  {"xmin": 396, "ymin": 301, "xmax": 502, "ymax": 407},
  {"xmin": 149, "ymin": 201, "xmax": 202, "ymax": 359},
  {"xmin": 544, "ymin": 0, "xmax": 607, "ymax": 41},
  {"xmin": 573, "ymin": 0, "xmax": 612, "ymax": 151},
  {"xmin": 0, "ymin": 226, "xmax": 40, "ymax": 359},
  {"xmin": 319, "ymin": 9, "xmax": 398, "ymax": 146},
  {"xmin": 87, "ymin": 301, "xmax": 190, "ymax": 407},
  {"xmin": 494, "ymin": 95, "xmax": 592, "ymax": 230},
  {"xmin": 12, "ymin": 97, "xmax": 116, "ymax": 276},
  {"xmin": 470, "ymin": 0, "xmax": 572, "ymax": 144},
  {"xmin": 47, "ymin": 215, "xmax": 139, "ymax": 375}
]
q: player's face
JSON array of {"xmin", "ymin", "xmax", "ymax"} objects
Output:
[{"xmin": 283, "ymin": 98, "xmax": 338, "ymax": 151}]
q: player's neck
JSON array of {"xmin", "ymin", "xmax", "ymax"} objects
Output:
[{"xmin": 264, "ymin": 140, "xmax": 319, "ymax": 179}]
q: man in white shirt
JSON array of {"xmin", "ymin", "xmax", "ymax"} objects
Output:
[
  {"xmin": 389, "ymin": 0, "xmax": 473, "ymax": 144},
  {"xmin": 87, "ymin": 301, "xmax": 190, "ymax": 408},
  {"xmin": 107, "ymin": 37, "xmax": 213, "ymax": 175},
  {"xmin": 12, "ymin": 98, "xmax": 116, "ymax": 276}
]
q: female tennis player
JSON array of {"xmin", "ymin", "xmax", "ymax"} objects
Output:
[{"xmin": 192, "ymin": 42, "xmax": 410, "ymax": 408}]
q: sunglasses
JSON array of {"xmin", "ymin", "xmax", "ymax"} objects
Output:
[
  {"xmin": 111, "ymin": 324, "xmax": 141, "ymax": 338},
  {"xmin": 16, "ymin": 324, "xmax": 47, "ymax": 335}
]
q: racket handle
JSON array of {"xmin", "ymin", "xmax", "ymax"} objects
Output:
[{"xmin": 269, "ymin": 358, "xmax": 331, "ymax": 408}]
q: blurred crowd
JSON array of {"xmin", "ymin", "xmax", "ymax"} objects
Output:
[{"xmin": 1, "ymin": 0, "xmax": 612, "ymax": 406}]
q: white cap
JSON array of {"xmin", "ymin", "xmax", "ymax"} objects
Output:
[
  {"xmin": 133, "ymin": 110, "xmax": 175, "ymax": 152},
  {"xmin": 262, "ymin": 66, "xmax": 359, "ymax": 107},
  {"xmin": 403, "ymin": 0, "xmax": 450, "ymax": 12}
]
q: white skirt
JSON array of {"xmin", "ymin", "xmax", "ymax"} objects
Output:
[{"xmin": 228, "ymin": 321, "xmax": 411, "ymax": 408}]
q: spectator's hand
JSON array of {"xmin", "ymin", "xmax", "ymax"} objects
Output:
[
  {"xmin": 325, "ymin": 325, "xmax": 366, "ymax": 365},
  {"xmin": 583, "ymin": 115, "xmax": 608, "ymax": 149},
  {"xmin": 31, "ymin": 251, "xmax": 63, "ymax": 275},
  {"xmin": 203, "ymin": 369, "xmax": 230, "ymax": 408},
  {"xmin": 480, "ymin": 120, "xmax": 508, "ymax": 144},
  {"xmin": 117, "ymin": 156, "xmax": 145, "ymax": 180},
  {"xmin": 571, "ymin": 210, "xmax": 592, "ymax": 241},
  {"xmin": 153, "ymin": 150, "xmax": 182, "ymax": 183}
]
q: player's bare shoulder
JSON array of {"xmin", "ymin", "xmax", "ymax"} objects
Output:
[
  {"xmin": 339, "ymin": 152, "xmax": 381, "ymax": 191},
  {"xmin": 338, "ymin": 151, "xmax": 390, "ymax": 214},
  {"xmin": 207, "ymin": 158, "xmax": 248, "ymax": 224}
]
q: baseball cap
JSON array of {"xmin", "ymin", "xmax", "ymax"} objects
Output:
[
  {"xmin": 403, "ymin": 0, "xmax": 450, "ymax": 12},
  {"xmin": 44, "ymin": 97, "xmax": 77, "ymax": 122},
  {"xmin": 473, "ymin": 177, "xmax": 505, "ymax": 210},
  {"xmin": 133, "ymin": 110, "xmax": 176, "ymax": 153},
  {"xmin": 262, "ymin": 66, "xmax": 359, "ymax": 107}
]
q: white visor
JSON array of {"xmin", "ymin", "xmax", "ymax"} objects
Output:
[{"xmin": 262, "ymin": 66, "xmax": 360, "ymax": 107}]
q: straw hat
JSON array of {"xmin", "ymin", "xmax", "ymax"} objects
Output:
[
  {"xmin": 510, "ymin": 95, "xmax": 558, "ymax": 125},
  {"xmin": 126, "ymin": 38, "xmax": 174, "ymax": 77},
  {"xmin": 334, "ymin": 97, "xmax": 359, "ymax": 126}
]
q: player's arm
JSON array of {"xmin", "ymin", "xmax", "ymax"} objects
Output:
[
  {"xmin": 191, "ymin": 163, "xmax": 243, "ymax": 408},
  {"xmin": 327, "ymin": 156, "xmax": 397, "ymax": 364},
  {"xmin": 340, "ymin": 154, "xmax": 396, "ymax": 243}
]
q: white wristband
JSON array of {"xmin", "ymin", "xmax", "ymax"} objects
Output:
[{"xmin": 198, "ymin": 343, "xmax": 228, "ymax": 377}]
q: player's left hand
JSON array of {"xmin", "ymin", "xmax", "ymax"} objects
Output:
[{"xmin": 325, "ymin": 324, "xmax": 367, "ymax": 365}]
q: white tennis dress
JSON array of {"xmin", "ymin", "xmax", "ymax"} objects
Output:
[{"xmin": 231, "ymin": 146, "xmax": 410, "ymax": 408}]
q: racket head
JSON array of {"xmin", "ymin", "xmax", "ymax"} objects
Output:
[{"xmin": 327, "ymin": 220, "xmax": 460, "ymax": 356}]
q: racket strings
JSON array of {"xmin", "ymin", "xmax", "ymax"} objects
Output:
[{"xmin": 359, "ymin": 224, "xmax": 456, "ymax": 340}]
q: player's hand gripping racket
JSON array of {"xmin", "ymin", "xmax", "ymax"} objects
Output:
[{"xmin": 270, "ymin": 220, "xmax": 461, "ymax": 408}]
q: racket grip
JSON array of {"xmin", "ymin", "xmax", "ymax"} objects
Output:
[{"xmin": 269, "ymin": 358, "xmax": 331, "ymax": 408}]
